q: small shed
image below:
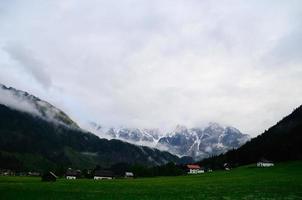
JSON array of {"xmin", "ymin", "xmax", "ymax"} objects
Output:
[
  {"xmin": 224, "ymin": 163, "xmax": 231, "ymax": 170},
  {"xmin": 94, "ymin": 170, "xmax": 114, "ymax": 180},
  {"xmin": 41, "ymin": 171, "xmax": 57, "ymax": 182},
  {"xmin": 125, "ymin": 172, "xmax": 134, "ymax": 178},
  {"xmin": 257, "ymin": 159, "xmax": 274, "ymax": 167},
  {"xmin": 186, "ymin": 164, "xmax": 204, "ymax": 174}
]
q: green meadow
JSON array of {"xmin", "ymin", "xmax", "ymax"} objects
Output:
[{"xmin": 1, "ymin": 161, "xmax": 302, "ymax": 200}]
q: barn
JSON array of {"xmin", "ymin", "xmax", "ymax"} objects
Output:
[
  {"xmin": 94, "ymin": 170, "xmax": 114, "ymax": 180},
  {"xmin": 66, "ymin": 169, "xmax": 80, "ymax": 179},
  {"xmin": 41, "ymin": 171, "xmax": 57, "ymax": 182}
]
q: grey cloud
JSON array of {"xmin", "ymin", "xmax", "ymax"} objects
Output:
[
  {"xmin": 0, "ymin": 1, "xmax": 302, "ymax": 136},
  {"xmin": 267, "ymin": 29, "xmax": 302, "ymax": 66},
  {"xmin": 3, "ymin": 43, "xmax": 52, "ymax": 89},
  {"xmin": 0, "ymin": 86, "xmax": 40, "ymax": 115}
]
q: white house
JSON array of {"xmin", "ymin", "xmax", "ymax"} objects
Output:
[
  {"xmin": 257, "ymin": 159, "xmax": 274, "ymax": 167},
  {"xmin": 187, "ymin": 164, "xmax": 204, "ymax": 174},
  {"xmin": 94, "ymin": 170, "xmax": 114, "ymax": 180},
  {"xmin": 125, "ymin": 172, "xmax": 134, "ymax": 178}
]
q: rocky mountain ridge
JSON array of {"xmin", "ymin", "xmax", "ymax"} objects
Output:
[{"xmin": 89, "ymin": 123, "xmax": 250, "ymax": 160}]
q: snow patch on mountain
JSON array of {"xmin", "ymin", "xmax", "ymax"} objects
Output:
[
  {"xmin": 86, "ymin": 122, "xmax": 163, "ymax": 147},
  {"xmin": 88, "ymin": 122, "xmax": 250, "ymax": 160}
]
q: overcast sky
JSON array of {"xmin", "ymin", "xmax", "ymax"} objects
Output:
[{"xmin": 0, "ymin": 0, "xmax": 302, "ymax": 136}]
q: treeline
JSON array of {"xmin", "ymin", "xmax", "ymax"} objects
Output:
[
  {"xmin": 0, "ymin": 152, "xmax": 23, "ymax": 171},
  {"xmin": 0, "ymin": 153, "xmax": 186, "ymax": 178},
  {"xmin": 44, "ymin": 162, "xmax": 185, "ymax": 178},
  {"xmin": 110, "ymin": 162, "xmax": 185, "ymax": 177},
  {"xmin": 0, "ymin": 104, "xmax": 179, "ymax": 172},
  {"xmin": 198, "ymin": 105, "xmax": 302, "ymax": 168}
]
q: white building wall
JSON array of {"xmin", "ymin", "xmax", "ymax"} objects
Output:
[
  {"xmin": 188, "ymin": 169, "xmax": 204, "ymax": 174},
  {"xmin": 257, "ymin": 162, "xmax": 274, "ymax": 167},
  {"xmin": 94, "ymin": 176, "xmax": 113, "ymax": 180}
]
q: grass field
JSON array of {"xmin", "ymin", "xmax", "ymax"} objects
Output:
[{"xmin": 1, "ymin": 161, "xmax": 302, "ymax": 200}]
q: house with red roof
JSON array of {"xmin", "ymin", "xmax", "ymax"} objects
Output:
[{"xmin": 186, "ymin": 164, "xmax": 204, "ymax": 174}]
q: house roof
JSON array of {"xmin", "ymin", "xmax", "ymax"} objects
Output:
[
  {"xmin": 187, "ymin": 164, "xmax": 201, "ymax": 169},
  {"xmin": 42, "ymin": 171, "xmax": 57, "ymax": 179},
  {"xmin": 49, "ymin": 171, "xmax": 58, "ymax": 178},
  {"xmin": 41, "ymin": 171, "xmax": 57, "ymax": 181},
  {"xmin": 224, "ymin": 163, "xmax": 230, "ymax": 167},
  {"xmin": 66, "ymin": 169, "xmax": 78, "ymax": 176},
  {"xmin": 258, "ymin": 158, "xmax": 273, "ymax": 163},
  {"xmin": 94, "ymin": 170, "xmax": 114, "ymax": 177}
]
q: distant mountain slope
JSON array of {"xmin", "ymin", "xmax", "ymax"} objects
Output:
[
  {"xmin": 0, "ymin": 84, "xmax": 78, "ymax": 128},
  {"xmin": 0, "ymin": 104, "xmax": 179, "ymax": 171},
  {"xmin": 89, "ymin": 123, "xmax": 250, "ymax": 160},
  {"xmin": 199, "ymin": 105, "xmax": 302, "ymax": 168},
  {"xmin": 0, "ymin": 84, "xmax": 180, "ymax": 171}
]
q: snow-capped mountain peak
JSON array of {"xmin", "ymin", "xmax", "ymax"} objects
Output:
[{"xmin": 88, "ymin": 122, "xmax": 250, "ymax": 160}]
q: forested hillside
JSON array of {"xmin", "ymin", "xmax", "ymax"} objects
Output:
[
  {"xmin": 199, "ymin": 105, "xmax": 302, "ymax": 168},
  {"xmin": 0, "ymin": 105, "xmax": 179, "ymax": 172}
]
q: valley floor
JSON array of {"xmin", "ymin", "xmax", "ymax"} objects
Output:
[{"xmin": 1, "ymin": 161, "xmax": 302, "ymax": 200}]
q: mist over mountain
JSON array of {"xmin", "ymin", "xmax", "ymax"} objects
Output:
[
  {"xmin": 0, "ymin": 84, "xmax": 78, "ymax": 129},
  {"xmin": 0, "ymin": 85, "xmax": 249, "ymax": 172},
  {"xmin": 0, "ymin": 84, "xmax": 179, "ymax": 171}
]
